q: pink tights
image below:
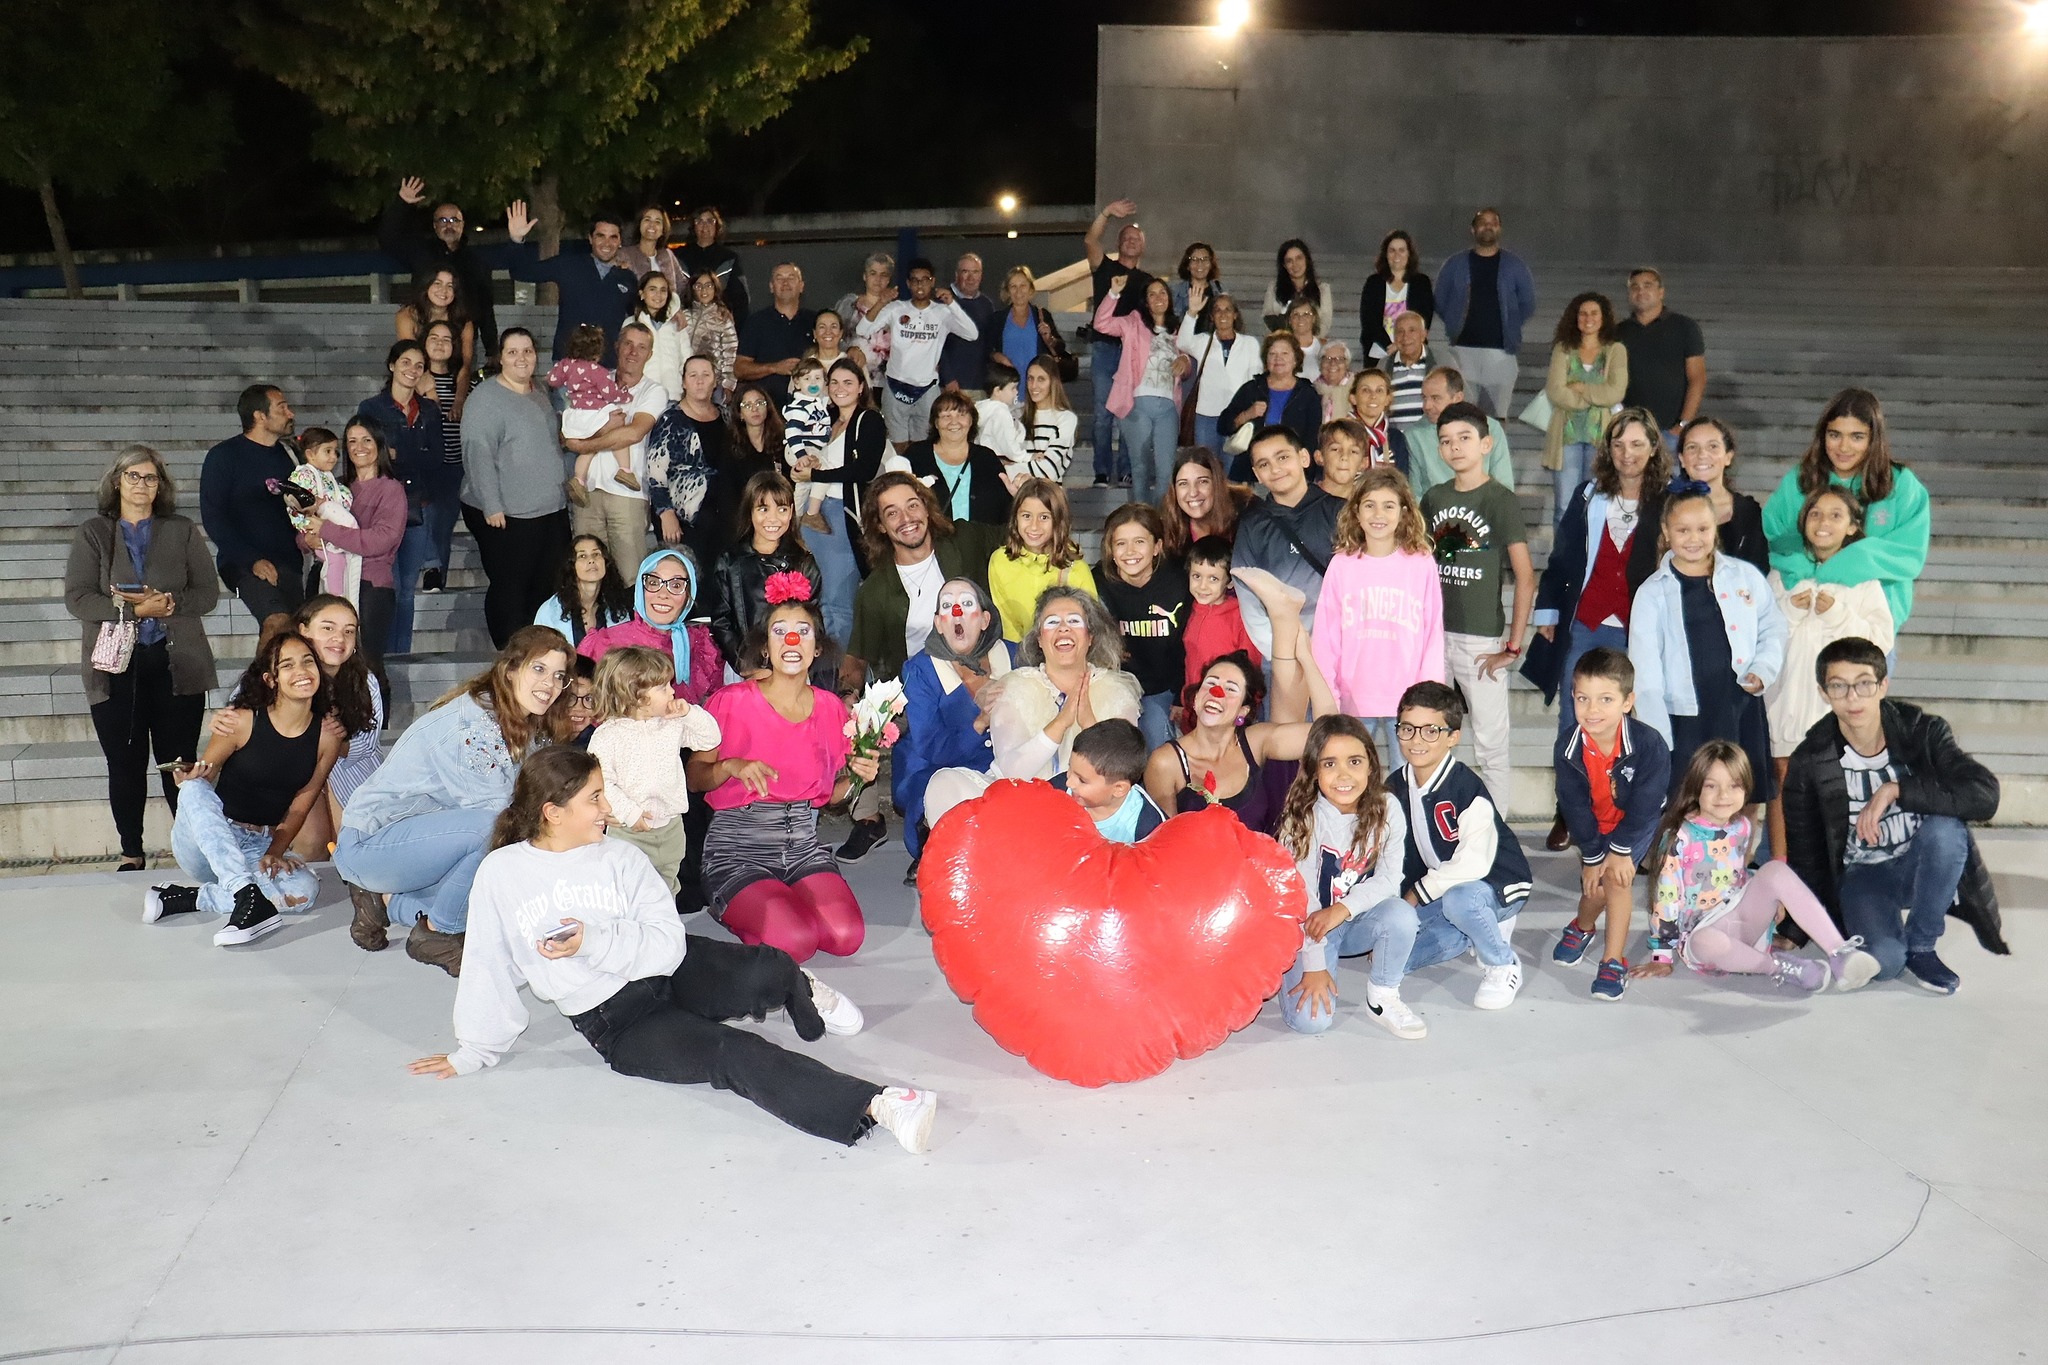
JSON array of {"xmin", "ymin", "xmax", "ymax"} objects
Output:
[
  {"xmin": 720, "ymin": 873, "xmax": 865, "ymax": 964},
  {"xmin": 1687, "ymin": 860, "xmax": 1845, "ymax": 974}
]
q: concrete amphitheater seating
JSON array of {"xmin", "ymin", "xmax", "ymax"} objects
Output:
[{"xmin": 0, "ymin": 265, "xmax": 2042, "ymax": 857}]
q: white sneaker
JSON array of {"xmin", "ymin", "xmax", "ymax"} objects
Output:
[
  {"xmin": 1474, "ymin": 957, "xmax": 1523, "ymax": 1010},
  {"xmin": 1363, "ymin": 981, "xmax": 1427, "ymax": 1039},
  {"xmin": 870, "ymin": 1086, "xmax": 938, "ymax": 1154},
  {"xmin": 803, "ymin": 969, "xmax": 865, "ymax": 1037}
]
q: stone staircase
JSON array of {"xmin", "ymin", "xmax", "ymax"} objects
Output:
[{"xmin": 1, "ymin": 267, "xmax": 2043, "ymax": 858}]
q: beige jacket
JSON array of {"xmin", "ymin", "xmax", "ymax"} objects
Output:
[{"xmin": 1542, "ymin": 341, "xmax": 1629, "ymax": 471}]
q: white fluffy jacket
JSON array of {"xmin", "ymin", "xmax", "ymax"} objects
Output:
[{"xmin": 984, "ymin": 665, "xmax": 1143, "ymax": 779}]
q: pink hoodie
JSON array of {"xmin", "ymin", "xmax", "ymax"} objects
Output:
[
  {"xmin": 1092, "ymin": 290, "xmax": 1184, "ymax": 420},
  {"xmin": 1311, "ymin": 549, "xmax": 1444, "ymax": 718}
]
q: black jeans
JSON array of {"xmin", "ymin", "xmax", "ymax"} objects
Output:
[
  {"xmin": 568, "ymin": 935, "xmax": 882, "ymax": 1145},
  {"xmin": 233, "ymin": 566, "xmax": 304, "ymax": 632},
  {"xmin": 463, "ymin": 504, "xmax": 570, "ymax": 648},
  {"xmin": 356, "ymin": 583, "xmax": 396, "ymax": 707},
  {"xmin": 88, "ymin": 640, "xmax": 205, "ymax": 858}
]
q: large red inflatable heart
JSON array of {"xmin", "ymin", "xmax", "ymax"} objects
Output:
[{"xmin": 918, "ymin": 781, "xmax": 1306, "ymax": 1087}]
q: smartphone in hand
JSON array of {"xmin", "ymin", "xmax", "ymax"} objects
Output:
[{"xmin": 539, "ymin": 920, "xmax": 579, "ymax": 946}]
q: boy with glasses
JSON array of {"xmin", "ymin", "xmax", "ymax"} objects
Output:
[{"xmin": 1781, "ymin": 637, "xmax": 2006, "ymax": 993}]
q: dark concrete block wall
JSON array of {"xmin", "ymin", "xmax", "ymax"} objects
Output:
[{"xmin": 1096, "ymin": 27, "xmax": 2048, "ymax": 267}]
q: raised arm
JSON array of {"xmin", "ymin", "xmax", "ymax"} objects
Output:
[{"xmin": 1085, "ymin": 199, "xmax": 1137, "ymax": 270}]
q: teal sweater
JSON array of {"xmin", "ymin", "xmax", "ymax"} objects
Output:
[{"xmin": 1761, "ymin": 465, "xmax": 1929, "ymax": 627}]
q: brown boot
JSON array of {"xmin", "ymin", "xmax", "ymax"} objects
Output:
[
  {"xmin": 1545, "ymin": 815, "xmax": 1572, "ymax": 852},
  {"xmin": 346, "ymin": 882, "xmax": 389, "ymax": 951},
  {"xmin": 406, "ymin": 917, "xmax": 464, "ymax": 977}
]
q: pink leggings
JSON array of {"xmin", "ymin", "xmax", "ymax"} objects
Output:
[
  {"xmin": 720, "ymin": 872, "xmax": 865, "ymax": 965},
  {"xmin": 1687, "ymin": 861, "xmax": 1846, "ymax": 975}
]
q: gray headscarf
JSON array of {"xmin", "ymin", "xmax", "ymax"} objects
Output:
[{"xmin": 921, "ymin": 578, "xmax": 1004, "ymax": 673}]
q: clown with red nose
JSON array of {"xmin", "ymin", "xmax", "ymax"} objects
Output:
[{"xmin": 890, "ymin": 579, "xmax": 1017, "ymax": 866}]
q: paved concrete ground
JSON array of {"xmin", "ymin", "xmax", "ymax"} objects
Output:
[{"xmin": 3, "ymin": 832, "xmax": 2043, "ymax": 1364}]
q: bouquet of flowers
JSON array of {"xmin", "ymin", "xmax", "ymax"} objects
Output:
[{"xmin": 842, "ymin": 676, "xmax": 907, "ymax": 803}]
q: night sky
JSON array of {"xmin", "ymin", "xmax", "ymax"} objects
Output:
[{"xmin": 0, "ymin": 0, "xmax": 1986, "ymax": 257}]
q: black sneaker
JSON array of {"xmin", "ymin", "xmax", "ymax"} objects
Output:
[
  {"xmin": 1092, "ymin": 475, "xmax": 1111, "ymax": 488},
  {"xmin": 836, "ymin": 818, "xmax": 889, "ymax": 863},
  {"xmin": 212, "ymin": 883, "xmax": 282, "ymax": 946},
  {"xmin": 420, "ymin": 566, "xmax": 445, "ymax": 594},
  {"xmin": 903, "ymin": 855, "xmax": 921, "ymax": 887},
  {"xmin": 1904, "ymin": 950, "xmax": 1960, "ymax": 995},
  {"xmin": 143, "ymin": 883, "xmax": 200, "ymax": 924}
]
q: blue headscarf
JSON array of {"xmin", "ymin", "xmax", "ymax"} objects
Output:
[{"xmin": 633, "ymin": 547, "xmax": 698, "ymax": 680}]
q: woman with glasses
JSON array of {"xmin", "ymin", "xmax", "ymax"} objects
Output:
[
  {"xmin": 577, "ymin": 550, "xmax": 725, "ymax": 704},
  {"xmin": 65, "ymin": 446, "xmax": 220, "ymax": 871},
  {"xmin": 535, "ymin": 534, "xmax": 636, "ymax": 646}
]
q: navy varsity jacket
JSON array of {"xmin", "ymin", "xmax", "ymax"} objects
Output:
[
  {"xmin": 1554, "ymin": 717, "xmax": 1671, "ymax": 867},
  {"xmin": 1387, "ymin": 757, "xmax": 1532, "ymax": 908}
]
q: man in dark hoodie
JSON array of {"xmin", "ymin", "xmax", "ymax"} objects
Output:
[
  {"xmin": 1782, "ymin": 637, "xmax": 2005, "ymax": 995},
  {"xmin": 379, "ymin": 177, "xmax": 502, "ymax": 359}
]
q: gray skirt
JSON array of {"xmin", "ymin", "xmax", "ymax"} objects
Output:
[{"xmin": 701, "ymin": 800, "xmax": 840, "ymax": 915}]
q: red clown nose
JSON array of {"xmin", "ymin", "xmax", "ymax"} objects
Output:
[
  {"xmin": 782, "ymin": 630, "xmax": 802, "ymax": 647},
  {"xmin": 1207, "ymin": 682, "xmax": 1227, "ymax": 700},
  {"xmin": 949, "ymin": 603, "xmax": 965, "ymax": 617}
]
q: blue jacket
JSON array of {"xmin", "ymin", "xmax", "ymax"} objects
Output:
[
  {"xmin": 1554, "ymin": 716, "xmax": 1671, "ymax": 866},
  {"xmin": 508, "ymin": 242, "xmax": 641, "ymax": 361},
  {"xmin": 1434, "ymin": 248, "xmax": 1538, "ymax": 354},
  {"xmin": 1629, "ymin": 553, "xmax": 1789, "ymax": 746},
  {"xmin": 894, "ymin": 645, "xmax": 1013, "ymax": 855},
  {"xmin": 1521, "ymin": 481, "xmax": 1665, "ymax": 703},
  {"xmin": 357, "ymin": 390, "xmax": 447, "ymax": 500}
]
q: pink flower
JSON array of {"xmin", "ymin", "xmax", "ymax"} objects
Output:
[
  {"xmin": 763, "ymin": 571, "xmax": 813, "ymax": 606},
  {"xmin": 842, "ymin": 720, "xmax": 856, "ymax": 738},
  {"xmin": 888, "ymin": 695, "xmax": 907, "ymax": 715},
  {"xmin": 881, "ymin": 722, "xmax": 900, "ymax": 746}
]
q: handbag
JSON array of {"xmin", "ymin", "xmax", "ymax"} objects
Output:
[
  {"xmin": 1518, "ymin": 390, "xmax": 1554, "ymax": 433},
  {"xmin": 92, "ymin": 598, "xmax": 136, "ymax": 674}
]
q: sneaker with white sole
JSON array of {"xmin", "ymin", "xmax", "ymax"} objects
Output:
[
  {"xmin": 1770, "ymin": 952, "xmax": 1828, "ymax": 993},
  {"xmin": 1363, "ymin": 981, "xmax": 1427, "ymax": 1039},
  {"xmin": 1474, "ymin": 957, "xmax": 1523, "ymax": 1010},
  {"xmin": 143, "ymin": 883, "xmax": 200, "ymax": 924},
  {"xmin": 803, "ymin": 969, "xmax": 865, "ymax": 1037},
  {"xmin": 212, "ymin": 884, "xmax": 282, "ymax": 946},
  {"xmin": 869, "ymin": 1086, "xmax": 938, "ymax": 1154},
  {"xmin": 1827, "ymin": 938, "xmax": 1880, "ymax": 993}
]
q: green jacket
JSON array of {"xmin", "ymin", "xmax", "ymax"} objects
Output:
[
  {"xmin": 849, "ymin": 521, "xmax": 1007, "ymax": 682},
  {"xmin": 1761, "ymin": 465, "xmax": 1929, "ymax": 627}
]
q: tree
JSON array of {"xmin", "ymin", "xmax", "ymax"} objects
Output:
[
  {"xmin": 233, "ymin": 0, "xmax": 860, "ymax": 248},
  {"xmin": 0, "ymin": 4, "xmax": 226, "ymax": 296}
]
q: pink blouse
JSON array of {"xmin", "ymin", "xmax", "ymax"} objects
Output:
[{"xmin": 702, "ymin": 682, "xmax": 851, "ymax": 810}]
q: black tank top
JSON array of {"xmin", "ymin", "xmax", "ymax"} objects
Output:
[
  {"xmin": 1172, "ymin": 727, "xmax": 1293, "ymax": 836},
  {"xmin": 215, "ymin": 706, "xmax": 321, "ymax": 827}
]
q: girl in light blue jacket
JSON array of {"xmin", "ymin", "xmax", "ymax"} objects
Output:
[{"xmin": 1629, "ymin": 480, "xmax": 1788, "ymax": 803}]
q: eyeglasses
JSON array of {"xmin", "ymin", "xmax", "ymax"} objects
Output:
[
  {"xmin": 1395, "ymin": 722, "xmax": 1453, "ymax": 742},
  {"xmin": 566, "ymin": 692, "xmax": 597, "ymax": 710},
  {"xmin": 739, "ymin": 400, "xmax": 767, "ymax": 411},
  {"xmin": 433, "ymin": 215, "xmax": 462, "ymax": 225},
  {"xmin": 641, "ymin": 574, "xmax": 691, "ymax": 596},
  {"xmin": 121, "ymin": 470, "xmax": 162, "ymax": 486},
  {"xmin": 1823, "ymin": 678, "xmax": 1882, "ymax": 699}
]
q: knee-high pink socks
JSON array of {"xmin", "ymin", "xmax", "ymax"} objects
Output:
[{"xmin": 720, "ymin": 873, "xmax": 866, "ymax": 964}]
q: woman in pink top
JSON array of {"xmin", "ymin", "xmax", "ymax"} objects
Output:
[
  {"xmin": 1092, "ymin": 274, "xmax": 1187, "ymax": 509},
  {"xmin": 577, "ymin": 548, "xmax": 724, "ymax": 704},
  {"xmin": 1312, "ymin": 467, "xmax": 1444, "ymax": 748},
  {"xmin": 686, "ymin": 586, "xmax": 880, "ymax": 963}
]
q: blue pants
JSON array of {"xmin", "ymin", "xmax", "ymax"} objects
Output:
[
  {"xmin": 424, "ymin": 488, "xmax": 461, "ymax": 572},
  {"xmin": 1278, "ymin": 895, "xmax": 1420, "ymax": 1034},
  {"xmin": 1554, "ymin": 442, "xmax": 1596, "ymax": 526},
  {"xmin": 1840, "ymin": 814, "xmax": 1969, "ymax": 979},
  {"xmin": 1192, "ymin": 413, "xmax": 1222, "ymax": 456},
  {"xmin": 1407, "ymin": 880, "xmax": 1516, "ymax": 971},
  {"xmin": 1119, "ymin": 395, "xmax": 1179, "ymax": 508},
  {"xmin": 170, "ymin": 779, "xmax": 321, "ymax": 916},
  {"xmin": 1556, "ymin": 619, "xmax": 1628, "ymax": 734},
  {"xmin": 333, "ymin": 806, "xmax": 498, "ymax": 933},
  {"xmin": 387, "ymin": 520, "xmax": 435, "ymax": 655},
  {"xmin": 800, "ymin": 496, "xmax": 859, "ymax": 652},
  {"xmin": 1137, "ymin": 691, "xmax": 1176, "ymax": 751},
  {"xmin": 1090, "ymin": 338, "xmax": 1126, "ymax": 481}
]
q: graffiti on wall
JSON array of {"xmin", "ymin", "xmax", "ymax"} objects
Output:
[{"xmin": 1758, "ymin": 151, "xmax": 1913, "ymax": 214}]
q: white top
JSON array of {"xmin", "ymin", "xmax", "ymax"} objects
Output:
[
  {"xmin": 637, "ymin": 312, "xmax": 686, "ymax": 403},
  {"xmin": 976, "ymin": 398, "xmax": 1028, "ymax": 466},
  {"xmin": 897, "ymin": 552, "xmax": 945, "ymax": 657},
  {"xmin": 1020, "ymin": 409, "xmax": 1079, "ymax": 482},
  {"xmin": 587, "ymin": 374, "xmax": 669, "ymax": 502},
  {"xmin": 448, "ymin": 839, "xmax": 688, "ymax": 1074},
  {"xmin": 587, "ymin": 708, "xmax": 723, "ymax": 830},
  {"xmin": 1294, "ymin": 794, "xmax": 1408, "ymax": 972},
  {"xmin": 881, "ymin": 297, "xmax": 978, "ymax": 389},
  {"xmin": 1372, "ymin": 282, "xmax": 1410, "ymax": 359},
  {"xmin": 1177, "ymin": 314, "xmax": 1263, "ymax": 417}
]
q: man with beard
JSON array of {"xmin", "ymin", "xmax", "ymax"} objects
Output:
[{"xmin": 1433, "ymin": 208, "xmax": 1537, "ymax": 419}]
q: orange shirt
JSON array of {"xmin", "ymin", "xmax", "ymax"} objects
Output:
[{"xmin": 1582, "ymin": 728, "xmax": 1624, "ymax": 835}]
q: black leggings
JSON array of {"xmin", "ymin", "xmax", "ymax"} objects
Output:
[
  {"xmin": 568, "ymin": 936, "xmax": 881, "ymax": 1145},
  {"xmin": 462, "ymin": 504, "xmax": 570, "ymax": 647},
  {"xmin": 356, "ymin": 583, "xmax": 396, "ymax": 707},
  {"xmin": 88, "ymin": 640, "xmax": 205, "ymax": 858}
]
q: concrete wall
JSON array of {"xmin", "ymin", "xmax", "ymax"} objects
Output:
[{"xmin": 1095, "ymin": 28, "xmax": 2048, "ymax": 267}]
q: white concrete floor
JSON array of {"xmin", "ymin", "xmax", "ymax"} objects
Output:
[{"xmin": 4, "ymin": 832, "xmax": 2044, "ymax": 1365}]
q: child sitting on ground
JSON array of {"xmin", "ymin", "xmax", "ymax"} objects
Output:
[
  {"xmin": 586, "ymin": 646, "xmax": 722, "ymax": 897},
  {"xmin": 1050, "ymin": 718, "xmax": 1165, "ymax": 844},
  {"xmin": 1180, "ymin": 535, "xmax": 1261, "ymax": 716},
  {"xmin": 1551, "ymin": 647, "xmax": 1672, "ymax": 1000},
  {"xmin": 548, "ymin": 324, "xmax": 638, "ymax": 505},
  {"xmin": 1639, "ymin": 739, "xmax": 1880, "ymax": 994},
  {"xmin": 781, "ymin": 357, "xmax": 835, "ymax": 532},
  {"xmin": 287, "ymin": 426, "xmax": 360, "ymax": 604}
]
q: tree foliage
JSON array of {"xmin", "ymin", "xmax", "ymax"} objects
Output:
[{"xmin": 233, "ymin": 0, "xmax": 861, "ymax": 221}]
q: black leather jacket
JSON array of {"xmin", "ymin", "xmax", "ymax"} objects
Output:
[{"xmin": 708, "ymin": 543, "xmax": 823, "ymax": 670}]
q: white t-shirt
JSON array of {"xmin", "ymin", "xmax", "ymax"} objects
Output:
[
  {"xmin": 882, "ymin": 298, "xmax": 978, "ymax": 389},
  {"xmin": 1373, "ymin": 282, "xmax": 1410, "ymax": 358},
  {"xmin": 1842, "ymin": 745, "xmax": 1920, "ymax": 865},
  {"xmin": 898, "ymin": 551, "xmax": 945, "ymax": 658},
  {"xmin": 588, "ymin": 374, "xmax": 668, "ymax": 501}
]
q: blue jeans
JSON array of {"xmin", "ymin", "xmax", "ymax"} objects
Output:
[
  {"xmin": 1554, "ymin": 442, "xmax": 1596, "ymax": 526},
  {"xmin": 387, "ymin": 520, "xmax": 435, "ymax": 655},
  {"xmin": 1137, "ymin": 691, "xmax": 1176, "ymax": 751},
  {"xmin": 1119, "ymin": 395, "xmax": 1179, "ymax": 508},
  {"xmin": 333, "ymin": 806, "xmax": 498, "ymax": 933},
  {"xmin": 1193, "ymin": 413, "xmax": 1222, "ymax": 456},
  {"xmin": 1090, "ymin": 338, "xmax": 1126, "ymax": 481},
  {"xmin": 1407, "ymin": 880, "xmax": 1515, "ymax": 971},
  {"xmin": 801, "ymin": 496, "xmax": 859, "ymax": 651},
  {"xmin": 424, "ymin": 488, "xmax": 461, "ymax": 571},
  {"xmin": 1556, "ymin": 619, "xmax": 1628, "ymax": 734},
  {"xmin": 1278, "ymin": 896, "xmax": 1420, "ymax": 1034},
  {"xmin": 1840, "ymin": 814, "xmax": 1969, "ymax": 979},
  {"xmin": 170, "ymin": 779, "xmax": 321, "ymax": 916}
]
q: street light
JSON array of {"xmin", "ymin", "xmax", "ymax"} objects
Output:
[
  {"xmin": 1216, "ymin": 0, "xmax": 1250, "ymax": 35},
  {"xmin": 997, "ymin": 192, "xmax": 1019, "ymax": 214},
  {"xmin": 2026, "ymin": 0, "xmax": 2048, "ymax": 37}
]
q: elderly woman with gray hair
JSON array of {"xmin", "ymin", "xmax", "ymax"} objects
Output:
[
  {"xmin": 64, "ymin": 445, "xmax": 221, "ymax": 870},
  {"xmin": 836, "ymin": 252, "xmax": 899, "ymax": 392},
  {"xmin": 920, "ymin": 585, "xmax": 1142, "ymax": 828}
]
